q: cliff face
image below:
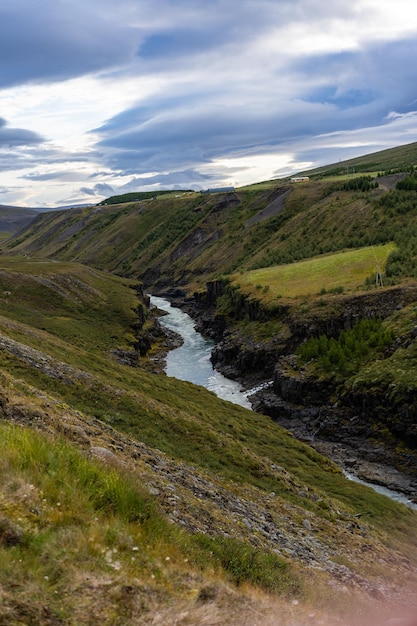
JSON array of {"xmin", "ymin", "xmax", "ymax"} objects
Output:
[
  {"xmin": 188, "ymin": 280, "xmax": 417, "ymax": 492},
  {"xmin": 197, "ymin": 279, "xmax": 417, "ymax": 378}
]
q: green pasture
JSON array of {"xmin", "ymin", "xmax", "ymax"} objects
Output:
[{"xmin": 231, "ymin": 243, "xmax": 396, "ymax": 300}]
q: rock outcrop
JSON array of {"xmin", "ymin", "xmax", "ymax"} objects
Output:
[{"xmin": 174, "ymin": 280, "xmax": 417, "ymax": 498}]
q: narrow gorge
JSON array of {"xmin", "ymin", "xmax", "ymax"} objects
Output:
[{"xmin": 150, "ymin": 281, "xmax": 417, "ymax": 506}]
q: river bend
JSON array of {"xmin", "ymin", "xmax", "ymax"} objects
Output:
[{"xmin": 151, "ymin": 295, "xmax": 251, "ymax": 408}]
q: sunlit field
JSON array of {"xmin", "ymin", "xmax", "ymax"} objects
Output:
[{"xmin": 231, "ymin": 243, "xmax": 396, "ymax": 300}]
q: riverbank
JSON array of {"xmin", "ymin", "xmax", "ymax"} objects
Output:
[
  {"xmin": 149, "ymin": 291, "xmax": 417, "ymax": 507},
  {"xmin": 211, "ymin": 366, "xmax": 417, "ymax": 506},
  {"xmin": 250, "ymin": 388, "xmax": 417, "ymax": 505}
]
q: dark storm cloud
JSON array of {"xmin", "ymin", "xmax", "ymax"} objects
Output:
[{"xmin": 0, "ymin": 117, "xmax": 44, "ymax": 147}]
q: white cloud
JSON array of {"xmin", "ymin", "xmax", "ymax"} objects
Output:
[
  {"xmin": 1, "ymin": 0, "xmax": 417, "ymax": 206},
  {"xmin": 204, "ymin": 153, "xmax": 312, "ymax": 187}
]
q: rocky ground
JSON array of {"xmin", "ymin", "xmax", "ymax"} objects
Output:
[
  {"xmin": 1, "ymin": 328, "xmax": 417, "ymax": 604},
  {"xmin": 250, "ymin": 388, "xmax": 417, "ymax": 504}
]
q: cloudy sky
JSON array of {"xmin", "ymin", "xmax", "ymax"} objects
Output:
[{"xmin": 2, "ymin": 0, "xmax": 417, "ymax": 207}]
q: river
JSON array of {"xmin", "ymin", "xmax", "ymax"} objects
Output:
[
  {"xmin": 150, "ymin": 295, "xmax": 417, "ymax": 510},
  {"xmin": 150, "ymin": 295, "xmax": 252, "ymax": 408}
]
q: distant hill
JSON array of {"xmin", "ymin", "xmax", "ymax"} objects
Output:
[
  {"xmin": 0, "ymin": 205, "xmax": 39, "ymax": 241},
  {"xmin": 0, "ymin": 203, "xmax": 96, "ymax": 242},
  {"xmin": 298, "ymin": 140, "xmax": 417, "ymax": 178},
  {"xmin": 98, "ymin": 189, "xmax": 195, "ymax": 205},
  {"xmin": 4, "ymin": 140, "xmax": 417, "ymax": 291}
]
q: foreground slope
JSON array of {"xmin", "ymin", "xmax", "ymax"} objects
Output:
[{"xmin": 0, "ymin": 258, "xmax": 417, "ymax": 624}]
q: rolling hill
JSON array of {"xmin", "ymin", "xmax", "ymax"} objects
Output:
[{"xmin": 3, "ymin": 142, "xmax": 417, "ymax": 294}]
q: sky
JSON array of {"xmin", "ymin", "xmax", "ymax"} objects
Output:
[{"xmin": 2, "ymin": 0, "xmax": 417, "ymax": 208}]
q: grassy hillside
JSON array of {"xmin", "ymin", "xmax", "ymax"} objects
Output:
[
  {"xmin": 0, "ymin": 257, "xmax": 142, "ymax": 370},
  {"xmin": 0, "ymin": 422, "xmax": 304, "ymax": 625},
  {"xmin": 0, "ymin": 260, "xmax": 397, "ymax": 512},
  {"xmin": 230, "ymin": 243, "xmax": 396, "ymax": 301},
  {"xmin": 2, "ymin": 144, "xmax": 417, "ymax": 621},
  {"xmin": 0, "ymin": 257, "xmax": 416, "ymax": 623},
  {"xmin": 298, "ymin": 140, "xmax": 417, "ymax": 177},
  {"xmin": 3, "ymin": 143, "xmax": 417, "ymax": 297}
]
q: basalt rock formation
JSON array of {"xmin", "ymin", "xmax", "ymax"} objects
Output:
[{"xmin": 182, "ymin": 280, "xmax": 417, "ymax": 500}]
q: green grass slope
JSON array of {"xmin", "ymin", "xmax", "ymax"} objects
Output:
[
  {"xmin": 298, "ymin": 140, "xmax": 417, "ymax": 177},
  {"xmin": 0, "ymin": 257, "xmax": 141, "ymax": 365},
  {"xmin": 0, "ymin": 257, "xmax": 416, "ymax": 623},
  {"xmin": 231, "ymin": 243, "xmax": 396, "ymax": 300},
  {"xmin": 0, "ymin": 422, "xmax": 301, "ymax": 624}
]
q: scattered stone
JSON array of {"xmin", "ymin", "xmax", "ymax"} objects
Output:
[
  {"xmin": 61, "ymin": 422, "xmax": 90, "ymax": 444},
  {"xmin": 89, "ymin": 446, "xmax": 121, "ymax": 466},
  {"xmin": 303, "ymin": 519, "xmax": 312, "ymax": 531}
]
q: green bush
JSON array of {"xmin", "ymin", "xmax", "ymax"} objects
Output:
[
  {"xmin": 297, "ymin": 318, "xmax": 395, "ymax": 376},
  {"xmin": 340, "ymin": 176, "xmax": 378, "ymax": 192},
  {"xmin": 396, "ymin": 175, "xmax": 417, "ymax": 191}
]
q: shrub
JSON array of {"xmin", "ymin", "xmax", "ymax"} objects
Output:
[
  {"xmin": 340, "ymin": 176, "xmax": 378, "ymax": 192},
  {"xmin": 396, "ymin": 175, "xmax": 417, "ymax": 191},
  {"xmin": 297, "ymin": 318, "xmax": 395, "ymax": 376}
]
